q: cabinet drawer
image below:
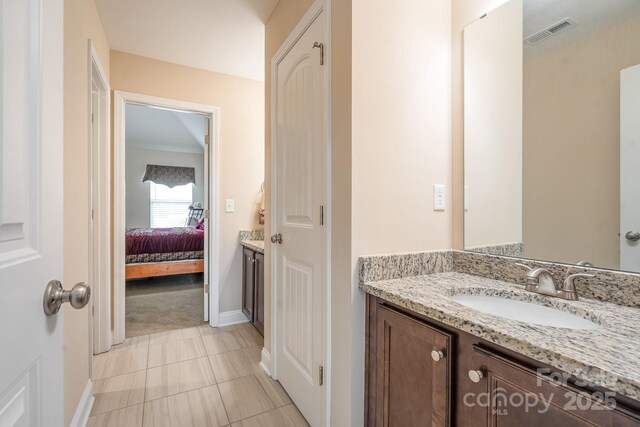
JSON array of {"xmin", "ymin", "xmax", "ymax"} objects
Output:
[
  {"xmin": 467, "ymin": 346, "xmax": 640, "ymax": 427},
  {"xmin": 375, "ymin": 304, "xmax": 453, "ymax": 427}
]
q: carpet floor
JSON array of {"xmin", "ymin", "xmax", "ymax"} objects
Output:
[{"xmin": 125, "ymin": 273, "xmax": 206, "ymax": 337}]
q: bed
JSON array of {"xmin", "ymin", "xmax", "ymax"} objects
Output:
[{"xmin": 125, "ymin": 224, "xmax": 205, "ymax": 279}]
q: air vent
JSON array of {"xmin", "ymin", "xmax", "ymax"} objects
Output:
[{"xmin": 524, "ymin": 18, "xmax": 578, "ymax": 45}]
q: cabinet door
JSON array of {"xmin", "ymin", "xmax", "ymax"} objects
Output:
[
  {"xmin": 242, "ymin": 247, "xmax": 255, "ymax": 321},
  {"xmin": 375, "ymin": 304, "xmax": 453, "ymax": 426},
  {"xmin": 253, "ymin": 252, "xmax": 265, "ymax": 336},
  {"xmin": 467, "ymin": 346, "xmax": 640, "ymax": 427}
]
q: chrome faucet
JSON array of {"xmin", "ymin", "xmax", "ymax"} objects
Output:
[{"xmin": 516, "ymin": 263, "xmax": 594, "ymax": 300}]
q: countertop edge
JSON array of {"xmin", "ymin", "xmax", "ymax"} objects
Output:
[{"xmin": 240, "ymin": 240, "xmax": 264, "ymax": 254}]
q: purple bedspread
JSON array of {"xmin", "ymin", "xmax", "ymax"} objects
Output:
[{"xmin": 126, "ymin": 227, "xmax": 204, "ymax": 255}]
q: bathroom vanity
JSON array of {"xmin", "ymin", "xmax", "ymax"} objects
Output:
[
  {"xmin": 240, "ymin": 232, "xmax": 265, "ymax": 336},
  {"xmin": 360, "ymin": 251, "xmax": 640, "ymax": 426}
]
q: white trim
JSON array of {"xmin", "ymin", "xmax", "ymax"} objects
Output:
[
  {"xmin": 269, "ymin": 1, "xmax": 331, "ymax": 426},
  {"xmin": 218, "ymin": 310, "xmax": 250, "ymax": 327},
  {"xmin": 88, "ymin": 40, "xmax": 112, "ymax": 355},
  {"xmin": 260, "ymin": 348, "xmax": 272, "ymax": 376},
  {"xmin": 69, "ymin": 380, "xmax": 94, "ymax": 427},
  {"xmin": 113, "ymin": 91, "xmax": 221, "ymax": 344}
]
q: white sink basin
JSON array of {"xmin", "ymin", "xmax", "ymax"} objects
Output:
[{"xmin": 450, "ymin": 295, "xmax": 600, "ymax": 330}]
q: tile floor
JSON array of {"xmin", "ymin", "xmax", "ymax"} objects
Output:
[{"xmin": 89, "ymin": 323, "xmax": 309, "ymax": 427}]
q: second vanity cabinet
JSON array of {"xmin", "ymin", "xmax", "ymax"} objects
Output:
[
  {"xmin": 366, "ymin": 294, "xmax": 640, "ymax": 426},
  {"xmin": 242, "ymin": 247, "xmax": 264, "ymax": 336}
]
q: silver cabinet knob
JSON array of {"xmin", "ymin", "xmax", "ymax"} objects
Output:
[
  {"xmin": 270, "ymin": 233, "xmax": 283, "ymax": 244},
  {"xmin": 625, "ymin": 231, "xmax": 640, "ymax": 242},
  {"xmin": 468, "ymin": 369, "xmax": 485, "ymax": 383},
  {"xmin": 431, "ymin": 350, "xmax": 445, "ymax": 362},
  {"xmin": 43, "ymin": 280, "xmax": 91, "ymax": 316}
]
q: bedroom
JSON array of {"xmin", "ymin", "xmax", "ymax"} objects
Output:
[{"xmin": 124, "ymin": 104, "xmax": 208, "ymax": 336}]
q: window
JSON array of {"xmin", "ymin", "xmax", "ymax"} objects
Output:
[{"xmin": 150, "ymin": 182, "xmax": 192, "ymax": 228}]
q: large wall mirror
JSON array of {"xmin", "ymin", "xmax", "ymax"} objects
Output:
[{"xmin": 464, "ymin": 0, "xmax": 640, "ymax": 273}]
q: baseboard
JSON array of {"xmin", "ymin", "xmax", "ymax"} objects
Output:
[
  {"xmin": 69, "ymin": 380, "xmax": 94, "ymax": 427},
  {"xmin": 260, "ymin": 347, "xmax": 272, "ymax": 376},
  {"xmin": 219, "ymin": 310, "xmax": 249, "ymax": 327}
]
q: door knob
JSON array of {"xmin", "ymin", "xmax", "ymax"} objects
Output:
[
  {"xmin": 625, "ymin": 231, "xmax": 640, "ymax": 242},
  {"xmin": 270, "ymin": 233, "xmax": 283, "ymax": 244},
  {"xmin": 431, "ymin": 350, "xmax": 445, "ymax": 362},
  {"xmin": 43, "ymin": 280, "xmax": 91, "ymax": 316},
  {"xmin": 468, "ymin": 369, "xmax": 485, "ymax": 383}
]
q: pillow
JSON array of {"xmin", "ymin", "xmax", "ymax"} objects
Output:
[{"xmin": 196, "ymin": 218, "xmax": 205, "ymax": 230}]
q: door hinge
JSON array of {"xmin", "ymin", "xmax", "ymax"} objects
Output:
[
  {"xmin": 319, "ymin": 365, "xmax": 324, "ymax": 386},
  {"xmin": 313, "ymin": 42, "xmax": 325, "ymax": 66},
  {"xmin": 205, "ymin": 134, "xmax": 210, "ymax": 145},
  {"xmin": 91, "ymin": 113, "xmax": 94, "ymax": 124},
  {"xmin": 91, "ymin": 305, "xmax": 94, "ymax": 316},
  {"xmin": 204, "ymin": 284, "xmax": 210, "ymax": 293},
  {"xmin": 320, "ymin": 205, "xmax": 324, "ymax": 226},
  {"xmin": 204, "ymin": 209, "xmax": 209, "ymax": 219}
]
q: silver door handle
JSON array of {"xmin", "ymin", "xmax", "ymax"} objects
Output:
[
  {"xmin": 43, "ymin": 280, "xmax": 91, "ymax": 316},
  {"xmin": 270, "ymin": 233, "xmax": 283, "ymax": 244},
  {"xmin": 625, "ymin": 231, "xmax": 640, "ymax": 242}
]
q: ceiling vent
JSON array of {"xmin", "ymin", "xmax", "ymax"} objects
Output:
[{"xmin": 524, "ymin": 18, "xmax": 578, "ymax": 45}]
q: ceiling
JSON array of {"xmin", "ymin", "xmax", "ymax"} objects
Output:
[
  {"xmin": 95, "ymin": 0, "xmax": 279, "ymax": 81},
  {"xmin": 524, "ymin": 0, "xmax": 640, "ymax": 61},
  {"xmin": 126, "ymin": 104, "xmax": 206, "ymax": 154}
]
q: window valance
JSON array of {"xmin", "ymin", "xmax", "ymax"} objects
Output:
[{"xmin": 142, "ymin": 164, "xmax": 196, "ymax": 188}]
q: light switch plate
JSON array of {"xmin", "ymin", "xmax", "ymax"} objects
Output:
[
  {"xmin": 433, "ymin": 184, "xmax": 446, "ymax": 211},
  {"xmin": 225, "ymin": 199, "xmax": 235, "ymax": 213}
]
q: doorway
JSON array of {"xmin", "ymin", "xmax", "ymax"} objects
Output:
[
  {"xmin": 123, "ymin": 104, "xmax": 208, "ymax": 336},
  {"xmin": 112, "ymin": 92, "xmax": 220, "ymax": 344}
]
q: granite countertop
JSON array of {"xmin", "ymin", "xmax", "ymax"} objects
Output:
[
  {"xmin": 360, "ymin": 272, "xmax": 640, "ymax": 401},
  {"xmin": 240, "ymin": 239, "xmax": 264, "ymax": 254}
]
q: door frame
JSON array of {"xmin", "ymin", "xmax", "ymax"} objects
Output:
[
  {"xmin": 112, "ymin": 91, "xmax": 221, "ymax": 344},
  {"xmin": 269, "ymin": 0, "xmax": 332, "ymax": 425},
  {"xmin": 88, "ymin": 40, "xmax": 112, "ymax": 354}
]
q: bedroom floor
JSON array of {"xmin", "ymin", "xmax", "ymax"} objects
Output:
[
  {"xmin": 89, "ymin": 324, "xmax": 308, "ymax": 426},
  {"xmin": 126, "ymin": 273, "xmax": 206, "ymax": 337}
]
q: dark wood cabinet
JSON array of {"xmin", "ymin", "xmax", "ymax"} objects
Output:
[
  {"xmin": 468, "ymin": 346, "xmax": 640, "ymax": 427},
  {"xmin": 365, "ymin": 294, "xmax": 640, "ymax": 427},
  {"xmin": 374, "ymin": 304, "xmax": 452, "ymax": 426},
  {"xmin": 241, "ymin": 246, "xmax": 264, "ymax": 336},
  {"xmin": 242, "ymin": 247, "xmax": 255, "ymax": 321},
  {"xmin": 254, "ymin": 252, "xmax": 264, "ymax": 335}
]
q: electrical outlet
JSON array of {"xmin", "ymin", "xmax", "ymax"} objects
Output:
[
  {"xmin": 225, "ymin": 199, "xmax": 235, "ymax": 213},
  {"xmin": 433, "ymin": 185, "xmax": 446, "ymax": 211}
]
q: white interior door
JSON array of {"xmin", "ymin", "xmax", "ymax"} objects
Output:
[
  {"xmin": 274, "ymin": 11, "xmax": 326, "ymax": 427},
  {"xmin": 0, "ymin": 0, "xmax": 65, "ymax": 425},
  {"xmin": 620, "ymin": 64, "xmax": 640, "ymax": 271}
]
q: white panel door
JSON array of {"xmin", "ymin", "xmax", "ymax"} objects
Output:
[
  {"xmin": 0, "ymin": 0, "xmax": 65, "ymax": 425},
  {"xmin": 274, "ymin": 11, "xmax": 326, "ymax": 427},
  {"xmin": 620, "ymin": 64, "xmax": 640, "ymax": 271}
]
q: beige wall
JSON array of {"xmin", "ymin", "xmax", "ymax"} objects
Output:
[
  {"xmin": 328, "ymin": 0, "xmax": 355, "ymax": 424},
  {"xmin": 63, "ymin": 0, "xmax": 110, "ymax": 423},
  {"xmin": 452, "ymin": 0, "xmax": 512, "ymax": 249},
  {"xmin": 522, "ymin": 15, "xmax": 640, "ymax": 269},
  {"xmin": 464, "ymin": 0, "xmax": 522, "ymax": 249},
  {"xmin": 110, "ymin": 51, "xmax": 265, "ymax": 313}
]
